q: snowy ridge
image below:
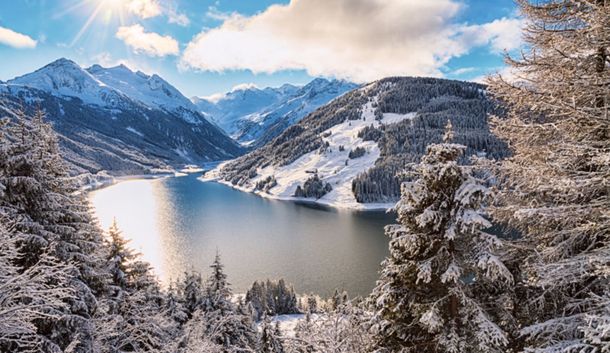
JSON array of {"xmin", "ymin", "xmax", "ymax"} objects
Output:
[
  {"xmin": 9, "ymin": 58, "xmax": 207, "ymax": 125},
  {"xmin": 193, "ymin": 78, "xmax": 358, "ymax": 145},
  {"xmin": 204, "ymin": 100, "xmax": 415, "ymax": 211},
  {"xmin": 9, "ymin": 58, "xmax": 124, "ymax": 107},
  {"xmin": 87, "ymin": 64, "xmax": 202, "ymax": 124}
]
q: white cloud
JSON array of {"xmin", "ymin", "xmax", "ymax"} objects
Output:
[
  {"xmin": 451, "ymin": 67, "xmax": 477, "ymax": 76},
  {"xmin": 116, "ymin": 24, "xmax": 179, "ymax": 57},
  {"xmin": 168, "ymin": 8, "xmax": 190, "ymax": 27},
  {"xmin": 458, "ymin": 17, "xmax": 524, "ymax": 54},
  {"xmin": 181, "ymin": 0, "xmax": 523, "ymax": 83},
  {"xmin": 127, "ymin": 0, "xmax": 162, "ymax": 19},
  {"xmin": 230, "ymin": 83, "xmax": 258, "ymax": 92},
  {"xmin": 202, "ymin": 83, "xmax": 259, "ymax": 103},
  {"xmin": 205, "ymin": 6, "xmax": 236, "ymax": 21},
  {"xmin": 0, "ymin": 26, "xmax": 37, "ymax": 48},
  {"xmin": 472, "ymin": 65, "xmax": 524, "ymax": 84}
]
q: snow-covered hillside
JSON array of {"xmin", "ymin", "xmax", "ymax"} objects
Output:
[
  {"xmin": 193, "ymin": 78, "xmax": 358, "ymax": 145},
  {"xmin": 207, "ymin": 100, "xmax": 415, "ymax": 210},
  {"xmin": 213, "ymin": 76, "xmax": 509, "ymax": 209}
]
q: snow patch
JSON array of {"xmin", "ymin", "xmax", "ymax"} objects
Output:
[{"xmin": 126, "ymin": 126, "xmax": 144, "ymax": 137}]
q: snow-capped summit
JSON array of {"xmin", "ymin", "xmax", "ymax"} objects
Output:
[
  {"xmin": 9, "ymin": 58, "xmax": 207, "ymax": 125},
  {"xmin": 9, "ymin": 58, "xmax": 123, "ymax": 107},
  {"xmin": 193, "ymin": 78, "xmax": 358, "ymax": 145},
  {"xmin": 86, "ymin": 64, "xmax": 198, "ymax": 116}
]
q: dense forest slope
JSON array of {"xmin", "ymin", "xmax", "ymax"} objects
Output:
[
  {"xmin": 0, "ymin": 58, "xmax": 242, "ymax": 176},
  {"xmin": 215, "ymin": 77, "xmax": 509, "ymax": 206}
]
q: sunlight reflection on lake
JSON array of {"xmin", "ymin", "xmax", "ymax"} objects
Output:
[{"xmin": 89, "ymin": 174, "xmax": 393, "ymax": 297}]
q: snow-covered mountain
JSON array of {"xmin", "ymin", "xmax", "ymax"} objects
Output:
[
  {"xmin": 2, "ymin": 58, "xmax": 243, "ymax": 175},
  {"xmin": 193, "ymin": 78, "xmax": 358, "ymax": 146},
  {"xmin": 9, "ymin": 58, "xmax": 125, "ymax": 107},
  {"xmin": 86, "ymin": 64, "xmax": 203, "ymax": 124},
  {"xmin": 212, "ymin": 77, "xmax": 509, "ymax": 209}
]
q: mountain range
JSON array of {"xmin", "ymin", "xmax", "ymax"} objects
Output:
[
  {"xmin": 0, "ymin": 59, "xmax": 509, "ymax": 208},
  {"xmin": 0, "ymin": 58, "xmax": 242, "ymax": 175},
  {"xmin": 192, "ymin": 78, "xmax": 358, "ymax": 146}
]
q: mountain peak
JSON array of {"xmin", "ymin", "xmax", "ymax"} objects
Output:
[
  {"xmin": 86, "ymin": 62, "xmax": 198, "ymax": 115},
  {"xmin": 48, "ymin": 57, "xmax": 79, "ymax": 68},
  {"xmin": 8, "ymin": 58, "xmax": 109, "ymax": 105}
]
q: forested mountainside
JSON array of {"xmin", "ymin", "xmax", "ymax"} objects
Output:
[
  {"xmin": 0, "ymin": 58, "xmax": 242, "ymax": 175},
  {"xmin": 193, "ymin": 78, "xmax": 357, "ymax": 146},
  {"xmin": 216, "ymin": 76, "xmax": 508, "ymax": 205}
]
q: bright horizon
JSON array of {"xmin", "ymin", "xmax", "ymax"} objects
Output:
[{"xmin": 0, "ymin": 0, "xmax": 521, "ymax": 97}]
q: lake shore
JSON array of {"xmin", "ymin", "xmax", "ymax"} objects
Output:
[
  {"xmin": 199, "ymin": 173, "xmax": 395, "ymax": 213},
  {"xmin": 80, "ymin": 163, "xmax": 395, "ymax": 213}
]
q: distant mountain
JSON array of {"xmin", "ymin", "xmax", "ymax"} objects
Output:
[
  {"xmin": 214, "ymin": 77, "xmax": 509, "ymax": 209},
  {"xmin": 193, "ymin": 78, "xmax": 358, "ymax": 146},
  {"xmin": 2, "ymin": 58, "xmax": 242, "ymax": 175}
]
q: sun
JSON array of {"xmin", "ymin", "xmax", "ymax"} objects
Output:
[{"xmin": 64, "ymin": 0, "xmax": 130, "ymax": 47}]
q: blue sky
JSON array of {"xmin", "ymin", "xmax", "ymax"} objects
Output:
[{"xmin": 0, "ymin": 0, "xmax": 521, "ymax": 97}]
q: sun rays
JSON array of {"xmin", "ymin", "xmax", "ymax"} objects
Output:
[{"xmin": 54, "ymin": 0, "xmax": 128, "ymax": 47}]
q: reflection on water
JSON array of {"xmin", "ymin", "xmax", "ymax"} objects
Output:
[{"xmin": 89, "ymin": 174, "xmax": 394, "ymax": 297}]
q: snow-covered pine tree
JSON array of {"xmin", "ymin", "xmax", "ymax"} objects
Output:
[
  {"xmin": 105, "ymin": 219, "xmax": 136, "ymax": 293},
  {"xmin": 203, "ymin": 251, "xmax": 232, "ymax": 314},
  {"xmin": 180, "ymin": 270, "xmax": 205, "ymax": 318},
  {"xmin": 288, "ymin": 298, "xmax": 372, "ymax": 353},
  {"xmin": 330, "ymin": 289, "xmax": 349, "ymax": 311},
  {"xmin": 246, "ymin": 279, "xmax": 299, "ymax": 320},
  {"xmin": 94, "ymin": 222, "xmax": 175, "ymax": 352},
  {"xmin": 0, "ymin": 212, "xmax": 74, "ymax": 352},
  {"xmin": 246, "ymin": 280, "xmax": 268, "ymax": 320},
  {"xmin": 369, "ymin": 121, "xmax": 513, "ymax": 352},
  {"xmin": 197, "ymin": 252, "xmax": 258, "ymax": 350},
  {"xmin": 487, "ymin": 1, "xmax": 610, "ymax": 351},
  {"xmin": 0, "ymin": 108, "xmax": 107, "ymax": 352},
  {"xmin": 260, "ymin": 316, "xmax": 285, "ymax": 353},
  {"xmin": 166, "ymin": 282, "xmax": 189, "ymax": 326}
]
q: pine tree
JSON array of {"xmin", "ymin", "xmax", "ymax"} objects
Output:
[
  {"xmin": 0, "ymin": 108, "xmax": 107, "ymax": 352},
  {"xmin": 192, "ymin": 252, "xmax": 259, "ymax": 351},
  {"xmin": 260, "ymin": 316, "xmax": 285, "ymax": 353},
  {"xmin": 0, "ymin": 214, "xmax": 74, "ymax": 352},
  {"xmin": 94, "ymin": 222, "xmax": 174, "ymax": 352},
  {"xmin": 166, "ymin": 282, "xmax": 189, "ymax": 326},
  {"xmin": 487, "ymin": 1, "xmax": 610, "ymax": 351},
  {"xmin": 180, "ymin": 270, "xmax": 204, "ymax": 317},
  {"xmin": 306, "ymin": 296, "xmax": 318, "ymax": 314},
  {"xmin": 105, "ymin": 220, "xmax": 136, "ymax": 293},
  {"xmin": 203, "ymin": 251, "xmax": 232, "ymax": 314},
  {"xmin": 370, "ymin": 122, "xmax": 513, "ymax": 352}
]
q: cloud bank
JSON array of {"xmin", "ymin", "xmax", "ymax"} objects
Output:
[
  {"xmin": 116, "ymin": 24, "xmax": 179, "ymax": 57},
  {"xmin": 181, "ymin": 0, "xmax": 522, "ymax": 82},
  {"xmin": 0, "ymin": 26, "xmax": 37, "ymax": 49}
]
